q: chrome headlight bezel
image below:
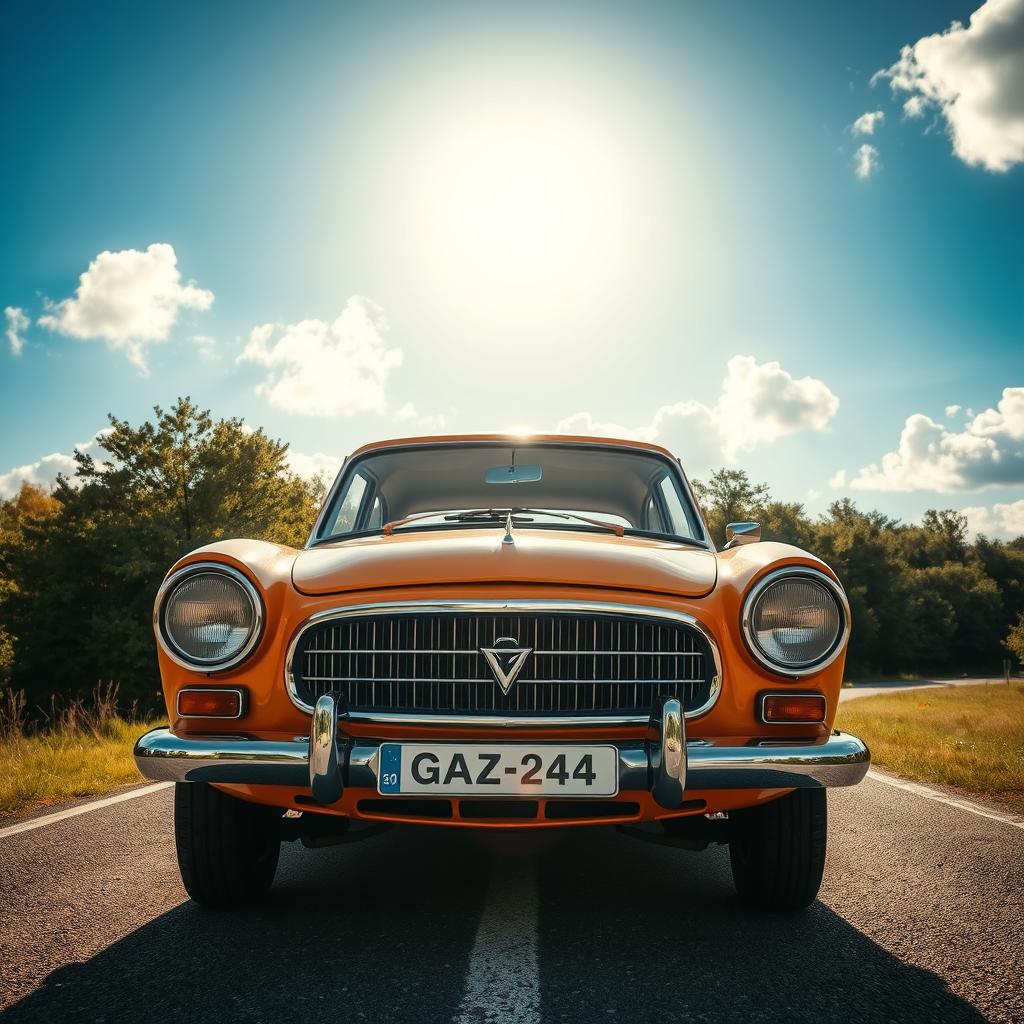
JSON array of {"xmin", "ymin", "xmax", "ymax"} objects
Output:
[
  {"xmin": 155, "ymin": 562, "xmax": 264, "ymax": 672},
  {"xmin": 741, "ymin": 567, "xmax": 849, "ymax": 678}
]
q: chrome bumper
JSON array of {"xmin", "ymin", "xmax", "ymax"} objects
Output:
[{"xmin": 135, "ymin": 696, "xmax": 870, "ymax": 807}]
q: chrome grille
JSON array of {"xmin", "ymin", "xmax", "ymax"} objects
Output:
[{"xmin": 289, "ymin": 606, "xmax": 718, "ymax": 718}]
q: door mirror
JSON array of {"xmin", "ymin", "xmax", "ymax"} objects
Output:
[{"xmin": 725, "ymin": 521, "xmax": 761, "ymax": 548}]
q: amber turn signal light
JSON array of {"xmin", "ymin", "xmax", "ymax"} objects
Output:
[
  {"xmin": 760, "ymin": 693, "xmax": 826, "ymax": 724},
  {"xmin": 177, "ymin": 687, "xmax": 245, "ymax": 719}
]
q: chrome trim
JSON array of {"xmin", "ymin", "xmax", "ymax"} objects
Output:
[
  {"xmin": 133, "ymin": 727, "xmax": 870, "ymax": 790},
  {"xmin": 310, "ymin": 694, "xmax": 344, "ymax": 803},
  {"xmin": 343, "ymin": 710, "xmax": 654, "ymax": 727},
  {"xmin": 740, "ymin": 567, "xmax": 851, "ymax": 680},
  {"xmin": 132, "ymin": 727, "xmax": 309, "ymax": 785},
  {"xmin": 175, "ymin": 686, "xmax": 246, "ymax": 720},
  {"xmin": 154, "ymin": 562, "xmax": 264, "ymax": 673},
  {"xmin": 758, "ymin": 692, "xmax": 827, "ymax": 725},
  {"xmin": 650, "ymin": 696, "xmax": 685, "ymax": 808},
  {"xmin": 724, "ymin": 521, "xmax": 761, "ymax": 548},
  {"xmin": 284, "ymin": 599, "xmax": 724, "ymax": 722}
]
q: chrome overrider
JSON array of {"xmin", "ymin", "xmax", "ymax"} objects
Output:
[{"xmin": 134, "ymin": 694, "xmax": 870, "ymax": 809}]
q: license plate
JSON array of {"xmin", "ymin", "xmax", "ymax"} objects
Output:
[{"xmin": 376, "ymin": 743, "xmax": 618, "ymax": 797}]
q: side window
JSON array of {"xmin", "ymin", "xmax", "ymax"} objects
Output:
[
  {"xmin": 332, "ymin": 473, "xmax": 368, "ymax": 534},
  {"xmin": 658, "ymin": 475, "xmax": 693, "ymax": 538},
  {"xmin": 643, "ymin": 493, "xmax": 665, "ymax": 533},
  {"xmin": 366, "ymin": 495, "xmax": 383, "ymax": 530}
]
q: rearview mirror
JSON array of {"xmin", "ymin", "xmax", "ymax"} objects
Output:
[
  {"xmin": 484, "ymin": 464, "xmax": 543, "ymax": 485},
  {"xmin": 725, "ymin": 521, "xmax": 761, "ymax": 548}
]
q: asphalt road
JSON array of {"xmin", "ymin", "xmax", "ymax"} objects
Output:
[{"xmin": 1, "ymin": 776, "xmax": 1022, "ymax": 1024}]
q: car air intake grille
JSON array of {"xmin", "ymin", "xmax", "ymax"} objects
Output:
[{"xmin": 289, "ymin": 608, "xmax": 718, "ymax": 718}]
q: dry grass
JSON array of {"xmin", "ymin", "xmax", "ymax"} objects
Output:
[
  {"xmin": 0, "ymin": 684, "xmax": 158, "ymax": 820},
  {"xmin": 836, "ymin": 683, "xmax": 1024, "ymax": 814}
]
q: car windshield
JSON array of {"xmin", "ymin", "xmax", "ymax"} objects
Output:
[{"xmin": 315, "ymin": 443, "xmax": 705, "ymax": 544}]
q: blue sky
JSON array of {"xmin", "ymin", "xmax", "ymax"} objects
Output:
[{"xmin": 2, "ymin": 0, "xmax": 1022, "ymax": 536}]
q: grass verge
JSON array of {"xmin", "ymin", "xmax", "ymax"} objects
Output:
[
  {"xmin": 0, "ymin": 716, "xmax": 157, "ymax": 820},
  {"xmin": 836, "ymin": 683, "xmax": 1024, "ymax": 814}
]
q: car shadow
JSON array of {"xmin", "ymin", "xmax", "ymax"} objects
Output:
[
  {"xmin": 536, "ymin": 827, "xmax": 991, "ymax": 1024},
  {"xmin": 4, "ymin": 824, "xmax": 989, "ymax": 1024}
]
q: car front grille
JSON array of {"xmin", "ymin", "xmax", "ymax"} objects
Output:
[{"xmin": 288, "ymin": 605, "xmax": 719, "ymax": 719}]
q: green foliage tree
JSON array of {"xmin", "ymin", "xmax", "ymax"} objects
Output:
[
  {"xmin": 1006, "ymin": 615, "xmax": 1024, "ymax": 666},
  {"xmin": 695, "ymin": 469, "xmax": 1020, "ymax": 677},
  {"xmin": 0, "ymin": 484, "xmax": 60, "ymax": 684},
  {"xmin": 3, "ymin": 399, "xmax": 322, "ymax": 706},
  {"xmin": 691, "ymin": 469, "xmax": 771, "ymax": 545}
]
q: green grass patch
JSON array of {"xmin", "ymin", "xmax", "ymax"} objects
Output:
[
  {"xmin": 836, "ymin": 683, "xmax": 1024, "ymax": 814},
  {"xmin": 0, "ymin": 716, "xmax": 156, "ymax": 820}
]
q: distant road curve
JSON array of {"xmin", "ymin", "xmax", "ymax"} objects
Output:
[
  {"xmin": 1, "ymin": 772, "xmax": 1022, "ymax": 1022},
  {"xmin": 839, "ymin": 676, "xmax": 1004, "ymax": 702}
]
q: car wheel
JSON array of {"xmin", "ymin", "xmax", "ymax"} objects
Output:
[
  {"xmin": 174, "ymin": 782, "xmax": 281, "ymax": 909},
  {"xmin": 728, "ymin": 788, "xmax": 827, "ymax": 911}
]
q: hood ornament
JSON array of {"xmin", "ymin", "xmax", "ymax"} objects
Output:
[
  {"xmin": 480, "ymin": 636, "xmax": 532, "ymax": 694},
  {"xmin": 502, "ymin": 510, "xmax": 515, "ymax": 546}
]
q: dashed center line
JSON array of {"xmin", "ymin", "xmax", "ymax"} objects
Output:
[{"xmin": 455, "ymin": 852, "xmax": 540, "ymax": 1024}]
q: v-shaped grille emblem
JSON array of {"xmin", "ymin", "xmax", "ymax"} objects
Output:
[{"xmin": 480, "ymin": 637, "xmax": 533, "ymax": 695}]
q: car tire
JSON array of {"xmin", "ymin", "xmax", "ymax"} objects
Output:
[
  {"xmin": 174, "ymin": 782, "xmax": 281, "ymax": 909},
  {"xmin": 728, "ymin": 788, "xmax": 827, "ymax": 911}
]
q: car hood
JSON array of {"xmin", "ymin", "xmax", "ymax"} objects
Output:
[{"xmin": 292, "ymin": 528, "xmax": 717, "ymax": 598}]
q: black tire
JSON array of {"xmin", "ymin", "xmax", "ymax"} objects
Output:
[
  {"xmin": 174, "ymin": 782, "xmax": 281, "ymax": 909},
  {"xmin": 729, "ymin": 788, "xmax": 827, "ymax": 911}
]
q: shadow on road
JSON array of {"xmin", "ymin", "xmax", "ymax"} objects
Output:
[{"xmin": 4, "ymin": 825, "xmax": 988, "ymax": 1024}]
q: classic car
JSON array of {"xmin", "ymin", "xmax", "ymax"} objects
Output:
[{"xmin": 135, "ymin": 433, "xmax": 869, "ymax": 911}]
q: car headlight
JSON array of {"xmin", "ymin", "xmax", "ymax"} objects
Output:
[
  {"xmin": 742, "ymin": 568, "xmax": 847, "ymax": 676},
  {"xmin": 156, "ymin": 563, "xmax": 263, "ymax": 670}
]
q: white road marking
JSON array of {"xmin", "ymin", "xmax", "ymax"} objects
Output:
[
  {"xmin": 867, "ymin": 769, "xmax": 1024, "ymax": 831},
  {"xmin": 0, "ymin": 782, "xmax": 173, "ymax": 841},
  {"xmin": 455, "ymin": 852, "xmax": 540, "ymax": 1024}
]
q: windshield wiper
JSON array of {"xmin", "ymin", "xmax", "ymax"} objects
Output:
[
  {"xmin": 382, "ymin": 506, "xmax": 708, "ymax": 546},
  {"xmin": 447, "ymin": 507, "xmax": 625, "ymax": 537}
]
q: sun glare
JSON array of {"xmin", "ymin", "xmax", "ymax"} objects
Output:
[{"xmin": 349, "ymin": 46, "xmax": 698, "ymax": 345}]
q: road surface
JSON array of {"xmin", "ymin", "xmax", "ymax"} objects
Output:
[
  {"xmin": 839, "ymin": 677, "xmax": 1006, "ymax": 702},
  {"xmin": 1, "ymin": 774, "xmax": 1022, "ymax": 1024}
]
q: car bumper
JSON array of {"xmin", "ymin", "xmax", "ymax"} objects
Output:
[{"xmin": 135, "ymin": 696, "xmax": 870, "ymax": 807}]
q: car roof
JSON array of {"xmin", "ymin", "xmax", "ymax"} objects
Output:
[{"xmin": 347, "ymin": 433, "xmax": 679, "ymax": 461}]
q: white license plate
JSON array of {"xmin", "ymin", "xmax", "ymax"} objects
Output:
[{"xmin": 376, "ymin": 743, "xmax": 619, "ymax": 797}]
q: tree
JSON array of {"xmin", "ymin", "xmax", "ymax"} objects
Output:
[
  {"xmin": 692, "ymin": 469, "xmax": 771, "ymax": 546},
  {"xmin": 4, "ymin": 399, "xmax": 322, "ymax": 706},
  {"xmin": 0, "ymin": 484, "xmax": 60, "ymax": 684}
]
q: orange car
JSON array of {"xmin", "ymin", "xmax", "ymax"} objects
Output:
[{"xmin": 135, "ymin": 434, "xmax": 868, "ymax": 911}]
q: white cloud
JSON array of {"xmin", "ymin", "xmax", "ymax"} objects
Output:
[
  {"xmin": 852, "ymin": 110, "xmax": 885, "ymax": 135},
  {"xmin": 239, "ymin": 296, "xmax": 403, "ymax": 417},
  {"xmin": 829, "ymin": 469, "xmax": 848, "ymax": 489},
  {"xmin": 962, "ymin": 498, "xmax": 1024, "ymax": 538},
  {"xmin": 876, "ymin": 0, "xmax": 1024, "ymax": 171},
  {"xmin": 945, "ymin": 403, "xmax": 962, "ymax": 417},
  {"xmin": 284, "ymin": 449, "xmax": 343, "ymax": 485},
  {"xmin": 903, "ymin": 95, "xmax": 928, "ymax": 119},
  {"xmin": 4, "ymin": 306, "xmax": 28, "ymax": 356},
  {"xmin": 850, "ymin": 387, "xmax": 1024, "ymax": 492},
  {"xmin": 854, "ymin": 143, "xmax": 881, "ymax": 178},
  {"xmin": 393, "ymin": 402, "xmax": 447, "ymax": 432},
  {"xmin": 190, "ymin": 334, "xmax": 216, "ymax": 359},
  {"xmin": 558, "ymin": 356, "xmax": 839, "ymax": 472},
  {"xmin": 0, "ymin": 429, "xmax": 110, "ymax": 500},
  {"xmin": 554, "ymin": 412, "xmax": 653, "ymax": 443},
  {"xmin": 38, "ymin": 243, "xmax": 213, "ymax": 372}
]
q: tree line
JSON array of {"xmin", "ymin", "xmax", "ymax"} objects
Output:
[{"xmin": 0, "ymin": 399, "xmax": 1021, "ymax": 710}]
